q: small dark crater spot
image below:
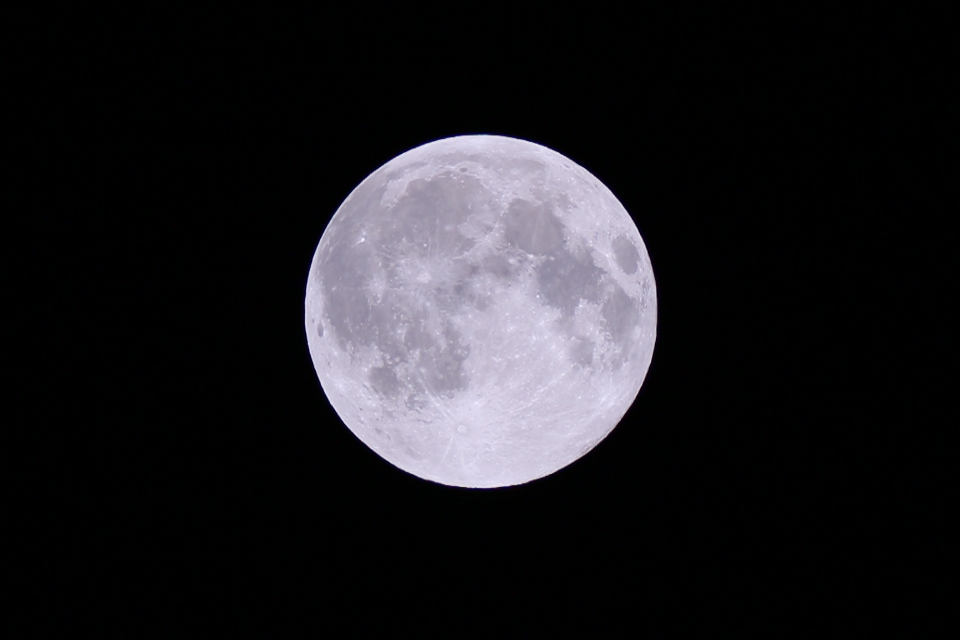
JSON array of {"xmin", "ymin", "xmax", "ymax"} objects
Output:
[
  {"xmin": 612, "ymin": 235, "xmax": 640, "ymax": 275},
  {"xmin": 459, "ymin": 166, "xmax": 468, "ymax": 173}
]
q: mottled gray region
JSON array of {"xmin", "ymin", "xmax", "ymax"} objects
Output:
[
  {"xmin": 369, "ymin": 364, "xmax": 402, "ymax": 398},
  {"xmin": 318, "ymin": 172, "xmax": 482, "ymax": 402},
  {"xmin": 612, "ymin": 235, "xmax": 640, "ymax": 275},
  {"xmin": 601, "ymin": 285, "xmax": 639, "ymax": 368},
  {"xmin": 481, "ymin": 253, "xmax": 517, "ymax": 279},
  {"xmin": 322, "ymin": 254, "xmax": 375, "ymax": 350},
  {"xmin": 350, "ymin": 292, "xmax": 471, "ymax": 400},
  {"xmin": 569, "ymin": 336, "xmax": 595, "ymax": 367},
  {"xmin": 320, "ymin": 166, "xmax": 642, "ymax": 383},
  {"xmin": 536, "ymin": 247, "xmax": 605, "ymax": 317},
  {"xmin": 430, "ymin": 258, "xmax": 477, "ymax": 313},
  {"xmin": 416, "ymin": 322, "xmax": 471, "ymax": 397},
  {"xmin": 387, "ymin": 174, "xmax": 479, "ymax": 257},
  {"xmin": 503, "ymin": 199, "xmax": 564, "ymax": 255},
  {"xmin": 602, "ymin": 286, "xmax": 637, "ymax": 343}
]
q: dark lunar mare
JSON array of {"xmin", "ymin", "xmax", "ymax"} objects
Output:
[
  {"xmin": 318, "ymin": 172, "xmax": 486, "ymax": 402},
  {"xmin": 498, "ymin": 197, "xmax": 640, "ymax": 370},
  {"xmin": 317, "ymin": 160, "xmax": 643, "ymax": 407}
]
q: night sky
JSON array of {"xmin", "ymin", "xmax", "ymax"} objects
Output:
[{"xmin": 19, "ymin": 6, "xmax": 949, "ymax": 635}]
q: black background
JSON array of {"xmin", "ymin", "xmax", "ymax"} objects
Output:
[{"xmin": 17, "ymin": 6, "xmax": 952, "ymax": 636}]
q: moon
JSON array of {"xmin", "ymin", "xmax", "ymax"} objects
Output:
[{"xmin": 305, "ymin": 135, "xmax": 656, "ymax": 488}]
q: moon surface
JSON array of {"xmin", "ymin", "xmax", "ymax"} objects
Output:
[{"xmin": 305, "ymin": 135, "xmax": 656, "ymax": 488}]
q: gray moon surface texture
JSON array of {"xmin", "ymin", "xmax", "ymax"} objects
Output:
[{"xmin": 305, "ymin": 135, "xmax": 656, "ymax": 488}]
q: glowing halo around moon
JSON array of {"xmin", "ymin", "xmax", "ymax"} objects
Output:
[{"xmin": 305, "ymin": 135, "xmax": 656, "ymax": 488}]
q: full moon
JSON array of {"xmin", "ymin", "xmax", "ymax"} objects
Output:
[{"xmin": 305, "ymin": 135, "xmax": 656, "ymax": 488}]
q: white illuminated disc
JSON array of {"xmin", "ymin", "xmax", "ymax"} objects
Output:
[{"xmin": 305, "ymin": 135, "xmax": 656, "ymax": 488}]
